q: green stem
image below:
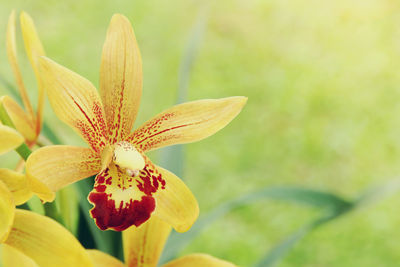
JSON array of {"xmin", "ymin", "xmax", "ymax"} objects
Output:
[
  {"xmin": 44, "ymin": 201, "xmax": 64, "ymax": 225},
  {"xmin": 15, "ymin": 143, "xmax": 32, "ymax": 161}
]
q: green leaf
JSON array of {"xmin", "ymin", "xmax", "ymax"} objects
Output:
[
  {"xmin": 254, "ymin": 178, "xmax": 400, "ymax": 267},
  {"xmin": 255, "ymin": 212, "xmax": 345, "ymax": 267},
  {"xmin": 25, "ymin": 195, "xmax": 44, "ymax": 215},
  {"xmin": 57, "ymin": 185, "xmax": 80, "ymax": 235},
  {"xmin": 159, "ymin": 186, "xmax": 352, "ymax": 263}
]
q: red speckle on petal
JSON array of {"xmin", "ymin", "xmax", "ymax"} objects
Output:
[
  {"xmin": 94, "ymin": 184, "xmax": 107, "ymax": 192},
  {"xmin": 136, "ymin": 166, "xmax": 165, "ymax": 194}
]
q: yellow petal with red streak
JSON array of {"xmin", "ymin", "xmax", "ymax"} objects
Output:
[
  {"xmin": 38, "ymin": 56, "xmax": 108, "ymax": 153},
  {"xmin": 123, "ymin": 216, "xmax": 171, "ymax": 267},
  {"xmin": 100, "ymin": 14, "xmax": 142, "ymax": 143},
  {"xmin": 162, "ymin": 254, "xmax": 237, "ymax": 267},
  {"xmin": 4, "ymin": 209, "xmax": 93, "ymax": 267},
  {"xmin": 128, "ymin": 97, "xmax": 247, "ymax": 152},
  {"xmin": 0, "ymin": 168, "xmax": 32, "ymax": 205},
  {"xmin": 20, "ymin": 11, "xmax": 46, "ymax": 135},
  {"xmin": 86, "ymin": 250, "xmax": 125, "ymax": 267},
  {"xmin": 26, "ymin": 145, "xmax": 101, "ymax": 202},
  {"xmin": 2, "ymin": 96, "xmax": 36, "ymax": 144},
  {"xmin": 1, "ymin": 244, "xmax": 39, "ymax": 267},
  {"xmin": 6, "ymin": 11, "xmax": 34, "ymax": 119},
  {"xmin": 0, "ymin": 125, "xmax": 24, "ymax": 155},
  {"xmin": 0, "ymin": 181, "xmax": 14, "ymax": 243},
  {"xmin": 153, "ymin": 166, "xmax": 199, "ymax": 233}
]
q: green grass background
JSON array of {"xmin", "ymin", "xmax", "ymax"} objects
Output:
[{"xmin": 1, "ymin": 0, "xmax": 400, "ymax": 266}]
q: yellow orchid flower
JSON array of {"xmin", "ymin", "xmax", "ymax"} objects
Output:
[
  {"xmin": 0, "ymin": 126, "xmax": 32, "ymax": 240},
  {"xmin": 87, "ymin": 217, "xmax": 236, "ymax": 267},
  {"xmin": 3, "ymin": 11, "xmax": 46, "ymax": 147},
  {"xmin": 26, "ymin": 14, "xmax": 247, "ymax": 232},
  {"xmin": 1, "ymin": 209, "xmax": 93, "ymax": 267}
]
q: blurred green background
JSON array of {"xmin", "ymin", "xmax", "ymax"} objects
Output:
[{"xmin": 1, "ymin": 0, "xmax": 400, "ymax": 266}]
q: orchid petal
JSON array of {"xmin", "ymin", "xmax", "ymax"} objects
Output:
[
  {"xmin": 6, "ymin": 11, "xmax": 34, "ymax": 119},
  {"xmin": 4, "ymin": 209, "xmax": 93, "ymax": 267},
  {"xmin": 39, "ymin": 57, "xmax": 108, "ymax": 153},
  {"xmin": 100, "ymin": 14, "xmax": 142, "ymax": 143},
  {"xmin": 2, "ymin": 96, "xmax": 36, "ymax": 144},
  {"xmin": 26, "ymin": 145, "xmax": 101, "ymax": 202},
  {"xmin": 20, "ymin": 11, "xmax": 46, "ymax": 134},
  {"xmin": 153, "ymin": 166, "xmax": 199, "ymax": 233},
  {"xmin": 128, "ymin": 97, "xmax": 247, "ymax": 152},
  {"xmin": 0, "ymin": 125, "xmax": 24, "ymax": 155},
  {"xmin": 86, "ymin": 250, "xmax": 125, "ymax": 267},
  {"xmin": 1, "ymin": 244, "xmax": 39, "ymax": 267},
  {"xmin": 0, "ymin": 181, "xmax": 14, "ymax": 243},
  {"xmin": 123, "ymin": 216, "xmax": 171, "ymax": 267},
  {"xmin": 162, "ymin": 254, "xmax": 236, "ymax": 267},
  {"xmin": 0, "ymin": 168, "xmax": 32, "ymax": 205}
]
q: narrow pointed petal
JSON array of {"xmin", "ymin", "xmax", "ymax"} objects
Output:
[
  {"xmin": 6, "ymin": 11, "xmax": 34, "ymax": 119},
  {"xmin": 100, "ymin": 14, "xmax": 142, "ymax": 143},
  {"xmin": 86, "ymin": 250, "xmax": 125, "ymax": 267},
  {"xmin": 0, "ymin": 168, "xmax": 32, "ymax": 205},
  {"xmin": 88, "ymin": 156, "xmax": 164, "ymax": 231},
  {"xmin": 4, "ymin": 209, "xmax": 93, "ymax": 267},
  {"xmin": 39, "ymin": 57, "xmax": 108, "ymax": 153},
  {"xmin": 26, "ymin": 145, "xmax": 101, "ymax": 202},
  {"xmin": 0, "ymin": 125, "xmax": 24, "ymax": 155},
  {"xmin": 0, "ymin": 181, "xmax": 14, "ymax": 243},
  {"xmin": 20, "ymin": 12, "xmax": 46, "ymax": 134},
  {"xmin": 153, "ymin": 166, "xmax": 198, "ymax": 233},
  {"xmin": 123, "ymin": 217, "xmax": 171, "ymax": 267},
  {"xmin": 128, "ymin": 97, "xmax": 247, "ymax": 152},
  {"xmin": 162, "ymin": 254, "xmax": 236, "ymax": 267},
  {"xmin": 2, "ymin": 96, "xmax": 36, "ymax": 144},
  {"xmin": 1, "ymin": 244, "xmax": 39, "ymax": 267}
]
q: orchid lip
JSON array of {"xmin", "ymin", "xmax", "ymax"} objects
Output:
[{"xmin": 89, "ymin": 141, "xmax": 160, "ymax": 231}]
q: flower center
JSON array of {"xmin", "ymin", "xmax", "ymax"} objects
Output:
[{"xmin": 101, "ymin": 141, "xmax": 145, "ymax": 177}]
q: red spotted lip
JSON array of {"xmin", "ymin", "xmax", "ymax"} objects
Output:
[
  {"xmin": 88, "ymin": 164, "xmax": 165, "ymax": 231},
  {"xmin": 88, "ymin": 192, "xmax": 156, "ymax": 231}
]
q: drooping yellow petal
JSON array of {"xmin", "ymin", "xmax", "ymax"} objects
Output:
[
  {"xmin": 123, "ymin": 216, "xmax": 172, "ymax": 267},
  {"xmin": 86, "ymin": 250, "xmax": 125, "ymax": 267},
  {"xmin": 4, "ymin": 209, "xmax": 93, "ymax": 267},
  {"xmin": 153, "ymin": 166, "xmax": 199, "ymax": 233},
  {"xmin": 2, "ymin": 96, "xmax": 36, "ymax": 144},
  {"xmin": 0, "ymin": 168, "xmax": 32, "ymax": 205},
  {"xmin": 162, "ymin": 254, "xmax": 237, "ymax": 267},
  {"xmin": 100, "ymin": 14, "xmax": 142, "ymax": 143},
  {"xmin": 1, "ymin": 244, "xmax": 39, "ymax": 267},
  {"xmin": 26, "ymin": 145, "xmax": 101, "ymax": 202},
  {"xmin": 0, "ymin": 124, "xmax": 24, "ymax": 155},
  {"xmin": 39, "ymin": 56, "xmax": 108, "ymax": 153},
  {"xmin": 0, "ymin": 181, "xmax": 14, "ymax": 243},
  {"xmin": 128, "ymin": 97, "xmax": 247, "ymax": 152},
  {"xmin": 20, "ymin": 11, "xmax": 46, "ymax": 135},
  {"xmin": 6, "ymin": 11, "xmax": 34, "ymax": 120}
]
